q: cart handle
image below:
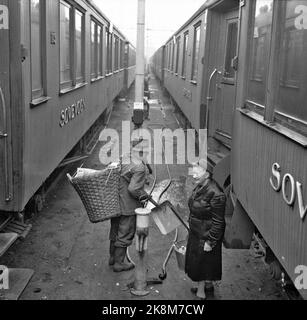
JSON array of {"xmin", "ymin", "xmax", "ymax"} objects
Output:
[{"xmin": 148, "ymin": 197, "xmax": 190, "ymax": 232}]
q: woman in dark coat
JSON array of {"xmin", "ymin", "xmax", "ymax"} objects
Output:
[{"xmin": 185, "ymin": 161, "xmax": 226, "ymax": 299}]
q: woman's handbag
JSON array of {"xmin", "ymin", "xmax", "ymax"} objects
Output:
[{"xmin": 67, "ymin": 163, "xmax": 121, "ymax": 223}]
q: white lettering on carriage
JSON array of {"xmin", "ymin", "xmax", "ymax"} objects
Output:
[
  {"xmin": 0, "ymin": 5, "xmax": 9, "ymax": 30},
  {"xmin": 297, "ymin": 182, "xmax": 307, "ymax": 220},
  {"xmin": 295, "ymin": 5, "xmax": 307, "ymax": 30},
  {"xmin": 59, "ymin": 98, "xmax": 85, "ymax": 128},
  {"xmin": 270, "ymin": 163, "xmax": 307, "ymax": 221}
]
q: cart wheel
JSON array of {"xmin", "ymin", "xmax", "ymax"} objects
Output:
[{"xmin": 159, "ymin": 272, "xmax": 167, "ymax": 281}]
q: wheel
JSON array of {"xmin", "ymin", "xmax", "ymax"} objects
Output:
[
  {"xmin": 15, "ymin": 211, "xmax": 25, "ymax": 223},
  {"xmin": 34, "ymin": 194, "xmax": 44, "ymax": 213},
  {"xmin": 269, "ymin": 260, "xmax": 282, "ymax": 280},
  {"xmin": 159, "ymin": 272, "xmax": 167, "ymax": 281}
]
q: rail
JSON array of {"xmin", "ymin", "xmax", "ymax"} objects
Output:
[{"xmin": 0, "ymin": 85, "xmax": 12, "ymax": 202}]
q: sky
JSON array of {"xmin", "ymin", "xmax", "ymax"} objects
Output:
[{"xmin": 93, "ymin": 0, "xmax": 206, "ymax": 58}]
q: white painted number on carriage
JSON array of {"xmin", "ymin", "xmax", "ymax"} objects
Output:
[
  {"xmin": 0, "ymin": 5, "xmax": 9, "ymax": 30},
  {"xmin": 270, "ymin": 163, "xmax": 307, "ymax": 221},
  {"xmin": 59, "ymin": 98, "xmax": 85, "ymax": 128},
  {"xmin": 294, "ymin": 265, "xmax": 307, "ymax": 290},
  {"xmin": 295, "ymin": 5, "xmax": 307, "ymax": 30},
  {"xmin": 0, "ymin": 266, "xmax": 9, "ymax": 290}
]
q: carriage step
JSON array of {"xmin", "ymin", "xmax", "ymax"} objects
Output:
[
  {"xmin": 0, "ymin": 233, "xmax": 18, "ymax": 258},
  {"xmin": 1, "ymin": 221, "xmax": 32, "ymax": 240},
  {"xmin": 0, "ymin": 268, "xmax": 34, "ymax": 300}
]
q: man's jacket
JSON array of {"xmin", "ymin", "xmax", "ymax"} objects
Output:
[{"xmin": 119, "ymin": 155, "xmax": 149, "ymax": 216}]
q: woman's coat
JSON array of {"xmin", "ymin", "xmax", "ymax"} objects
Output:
[{"xmin": 185, "ymin": 178, "xmax": 226, "ymax": 282}]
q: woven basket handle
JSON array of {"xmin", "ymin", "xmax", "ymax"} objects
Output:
[
  {"xmin": 105, "ymin": 160, "xmax": 122, "ymax": 186},
  {"xmin": 105, "ymin": 168, "xmax": 113, "ymax": 186}
]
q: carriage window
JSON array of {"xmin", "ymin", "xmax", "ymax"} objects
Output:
[
  {"xmin": 105, "ymin": 29, "xmax": 109, "ymax": 74},
  {"xmin": 30, "ymin": 0, "xmax": 44, "ymax": 100},
  {"xmin": 165, "ymin": 44, "xmax": 168, "ymax": 69},
  {"xmin": 168, "ymin": 44, "xmax": 171, "ymax": 70},
  {"xmin": 169, "ymin": 43, "xmax": 172, "ymax": 70},
  {"xmin": 171, "ymin": 41, "xmax": 175, "ymax": 71},
  {"xmin": 110, "ymin": 33, "xmax": 113, "ymax": 73},
  {"xmin": 91, "ymin": 21, "xmax": 103, "ymax": 79},
  {"xmin": 120, "ymin": 40, "xmax": 124, "ymax": 69},
  {"xmin": 97, "ymin": 25, "xmax": 103, "ymax": 76},
  {"xmin": 75, "ymin": 10, "xmax": 84, "ymax": 82},
  {"xmin": 224, "ymin": 21, "xmax": 238, "ymax": 80},
  {"xmin": 167, "ymin": 45, "xmax": 171, "ymax": 70},
  {"xmin": 191, "ymin": 24, "xmax": 201, "ymax": 82},
  {"xmin": 167, "ymin": 44, "xmax": 170, "ymax": 70},
  {"xmin": 175, "ymin": 36, "xmax": 181, "ymax": 74},
  {"xmin": 247, "ymin": 0, "xmax": 273, "ymax": 108},
  {"xmin": 120, "ymin": 40, "xmax": 125, "ymax": 69},
  {"xmin": 60, "ymin": 1, "xmax": 85, "ymax": 91},
  {"xmin": 106, "ymin": 31, "xmax": 113, "ymax": 74},
  {"xmin": 60, "ymin": 1, "xmax": 72, "ymax": 87},
  {"xmin": 113, "ymin": 36, "xmax": 116, "ymax": 71},
  {"xmin": 170, "ymin": 43, "xmax": 173, "ymax": 70},
  {"xmin": 91, "ymin": 21, "xmax": 96, "ymax": 78},
  {"xmin": 114, "ymin": 36, "xmax": 119, "ymax": 71},
  {"xmin": 275, "ymin": 0, "xmax": 307, "ymax": 125},
  {"xmin": 182, "ymin": 32, "xmax": 189, "ymax": 77},
  {"xmin": 119, "ymin": 40, "xmax": 122, "ymax": 69}
]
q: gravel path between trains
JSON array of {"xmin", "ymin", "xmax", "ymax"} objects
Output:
[{"xmin": 0, "ymin": 77, "xmax": 287, "ymax": 300}]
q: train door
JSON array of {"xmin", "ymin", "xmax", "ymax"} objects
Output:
[
  {"xmin": 210, "ymin": 8, "xmax": 239, "ymax": 145},
  {"xmin": 0, "ymin": 1, "xmax": 13, "ymax": 209}
]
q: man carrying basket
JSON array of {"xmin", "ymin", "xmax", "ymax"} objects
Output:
[{"xmin": 109, "ymin": 139, "xmax": 152, "ymax": 273}]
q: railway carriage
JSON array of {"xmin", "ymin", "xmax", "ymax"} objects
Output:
[
  {"xmin": 0, "ymin": 0, "xmax": 136, "ymax": 218},
  {"xmin": 152, "ymin": 0, "xmax": 307, "ymax": 298},
  {"xmin": 152, "ymin": 0, "xmax": 239, "ymax": 189},
  {"xmin": 233, "ymin": 0, "xmax": 307, "ymax": 298}
]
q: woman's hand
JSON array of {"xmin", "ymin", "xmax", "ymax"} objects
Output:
[{"xmin": 204, "ymin": 242, "xmax": 212, "ymax": 252}]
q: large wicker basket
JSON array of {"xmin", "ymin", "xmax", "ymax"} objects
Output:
[{"xmin": 67, "ymin": 164, "xmax": 121, "ymax": 223}]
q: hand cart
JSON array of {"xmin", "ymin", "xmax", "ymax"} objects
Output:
[{"xmin": 148, "ymin": 198, "xmax": 190, "ymax": 281}]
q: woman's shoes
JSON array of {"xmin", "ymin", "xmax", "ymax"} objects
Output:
[
  {"xmin": 190, "ymin": 287, "xmax": 198, "ymax": 295},
  {"xmin": 205, "ymin": 283, "xmax": 214, "ymax": 293},
  {"xmin": 191, "ymin": 284, "xmax": 214, "ymax": 295}
]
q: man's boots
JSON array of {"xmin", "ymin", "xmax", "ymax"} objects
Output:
[
  {"xmin": 109, "ymin": 241, "xmax": 116, "ymax": 266},
  {"xmin": 113, "ymin": 247, "xmax": 135, "ymax": 273}
]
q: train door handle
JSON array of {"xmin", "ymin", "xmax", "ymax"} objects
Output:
[
  {"xmin": 207, "ymin": 69, "xmax": 222, "ymax": 100},
  {"xmin": 206, "ymin": 69, "xmax": 222, "ymax": 129}
]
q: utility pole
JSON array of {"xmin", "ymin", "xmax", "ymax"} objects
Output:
[{"xmin": 132, "ymin": 0, "xmax": 146, "ymax": 127}]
